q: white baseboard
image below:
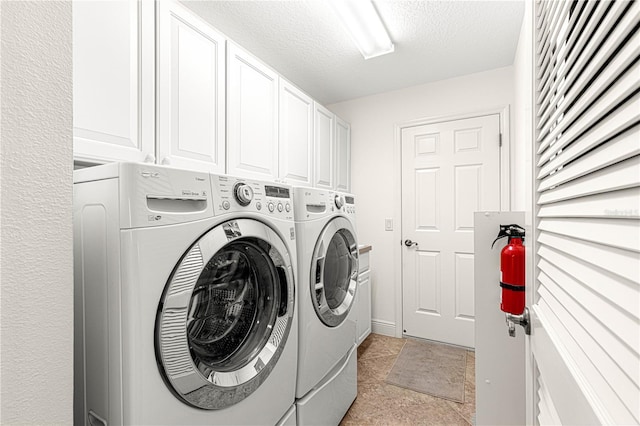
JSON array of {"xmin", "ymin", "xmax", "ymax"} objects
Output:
[{"xmin": 371, "ymin": 319, "xmax": 396, "ymax": 337}]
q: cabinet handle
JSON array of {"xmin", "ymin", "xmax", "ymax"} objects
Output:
[
  {"xmin": 161, "ymin": 157, "xmax": 171, "ymax": 165},
  {"xmin": 144, "ymin": 153, "xmax": 155, "ymax": 163}
]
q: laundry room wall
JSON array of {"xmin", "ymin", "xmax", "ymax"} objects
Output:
[
  {"xmin": 0, "ymin": 2, "xmax": 74, "ymax": 423},
  {"xmin": 513, "ymin": 3, "xmax": 534, "ymax": 223},
  {"xmin": 329, "ymin": 66, "xmax": 516, "ymax": 336}
]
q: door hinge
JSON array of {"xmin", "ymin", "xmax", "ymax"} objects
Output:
[{"xmin": 499, "ymin": 133, "xmax": 503, "ymax": 147}]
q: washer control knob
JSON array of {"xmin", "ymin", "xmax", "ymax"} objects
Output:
[
  {"xmin": 256, "ymin": 202, "xmax": 262, "ymax": 210},
  {"xmin": 222, "ymin": 200, "xmax": 231, "ymax": 210},
  {"xmin": 277, "ymin": 203, "xmax": 283, "ymax": 212},
  {"xmin": 268, "ymin": 202, "xmax": 275, "ymax": 212},
  {"xmin": 334, "ymin": 194, "xmax": 344, "ymax": 210},
  {"xmin": 233, "ymin": 182, "xmax": 254, "ymax": 206},
  {"xmin": 285, "ymin": 203, "xmax": 291, "ymax": 212}
]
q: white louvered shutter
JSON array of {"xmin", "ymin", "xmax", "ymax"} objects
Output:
[{"xmin": 533, "ymin": 0, "xmax": 639, "ymax": 424}]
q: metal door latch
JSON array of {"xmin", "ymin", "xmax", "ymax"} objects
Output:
[
  {"xmin": 505, "ymin": 307, "xmax": 531, "ymax": 337},
  {"xmin": 404, "ymin": 239, "xmax": 418, "ymax": 247}
]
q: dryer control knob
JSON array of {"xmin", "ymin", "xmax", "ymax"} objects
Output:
[
  {"xmin": 234, "ymin": 182, "xmax": 254, "ymax": 206},
  {"xmin": 334, "ymin": 194, "xmax": 344, "ymax": 210}
]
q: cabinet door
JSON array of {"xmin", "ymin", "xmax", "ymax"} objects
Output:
[
  {"xmin": 335, "ymin": 116, "xmax": 351, "ymax": 192},
  {"xmin": 227, "ymin": 43, "xmax": 279, "ymax": 180},
  {"xmin": 73, "ymin": 0, "xmax": 154, "ymax": 164},
  {"xmin": 279, "ymin": 80, "xmax": 313, "ymax": 186},
  {"xmin": 357, "ymin": 269, "xmax": 372, "ymax": 345},
  {"xmin": 157, "ymin": 1, "xmax": 225, "ymax": 173},
  {"xmin": 313, "ymin": 103, "xmax": 334, "ymax": 189}
]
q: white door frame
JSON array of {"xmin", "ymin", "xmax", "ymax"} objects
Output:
[{"xmin": 392, "ymin": 106, "xmax": 512, "ymax": 338}]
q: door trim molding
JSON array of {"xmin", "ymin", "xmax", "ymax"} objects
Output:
[{"xmin": 392, "ymin": 106, "xmax": 512, "ymax": 338}]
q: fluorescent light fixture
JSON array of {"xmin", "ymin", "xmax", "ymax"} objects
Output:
[{"xmin": 328, "ymin": 0, "xmax": 395, "ymax": 60}]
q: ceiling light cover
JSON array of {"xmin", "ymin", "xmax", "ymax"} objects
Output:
[{"xmin": 328, "ymin": 0, "xmax": 395, "ymax": 59}]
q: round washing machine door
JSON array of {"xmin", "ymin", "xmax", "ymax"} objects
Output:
[
  {"xmin": 310, "ymin": 217, "xmax": 358, "ymax": 327},
  {"xmin": 155, "ymin": 218, "xmax": 295, "ymax": 410}
]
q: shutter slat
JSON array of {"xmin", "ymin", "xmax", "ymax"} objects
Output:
[
  {"xmin": 537, "ymin": 245, "xmax": 639, "ymax": 320},
  {"xmin": 538, "ymin": 230, "xmax": 640, "ymax": 283},
  {"xmin": 538, "ymin": 217, "xmax": 640, "ymax": 253},
  {"xmin": 536, "ymin": 297, "xmax": 637, "ymax": 425},
  {"xmin": 536, "ymin": 0, "xmax": 559, "ymax": 49},
  {"xmin": 538, "ymin": 8, "xmax": 640, "ymax": 137},
  {"xmin": 537, "ymin": 62, "xmax": 639, "ymax": 164},
  {"xmin": 538, "ymin": 126, "xmax": 640, "ymax": 192},
  {"xmin": 536, "ymin": 0, "xmax": 573, "ymax": 104},
  {"xmin": 538, "ymin": 156, "xmax": 640, "ymax": 205},
  {"xmin": 537, "ymin": 96, "xmax": 640, "ymax": 179},
  {"xmin": 537, "ymin": 187, "xmax": 640, "ymax": 220},
  {"xmin": 538, "ymin": 264, "xmax": 639, "ymax": 363},
  {"xmin": 537, "ymin": 286, "xmax": 640, "ymax": 424},
  {"xmin": 538, "ymin": 374, "xmax": 563, "ymax": 426},
  {"xmin": 536, "ymin": 0, "xmax": 570, "ymax": 72},
  {"xmin": 537, "ymin": 1, "xmax": 629, "ymax": 113},
  {"xmin": 536, "ymin": 0, "xmax": 607, "ymax": 99}
]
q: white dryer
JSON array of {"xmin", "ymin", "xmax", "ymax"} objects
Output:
[
  {"xmin": 293, "ymin": 187, "xmax": 359, "ymax": 426},
  {"xmin": 73, "ymin": 162, "xmax": 298, "ymax": 426}
]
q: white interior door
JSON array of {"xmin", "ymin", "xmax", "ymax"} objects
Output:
[{"xmin": 401, "ymin": 114, "xmax": 501, "ymax": 348}]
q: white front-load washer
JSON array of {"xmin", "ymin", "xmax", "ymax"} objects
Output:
[
  {"xmin": 73, "ymin": 162, "xmax": 298, "ymax": 426},
  {"xmin": 293, "ymin": 187, "xmax": 359, "ymax": 426}
]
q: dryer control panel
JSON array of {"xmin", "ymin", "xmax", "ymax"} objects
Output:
[
  {"xmin": 293, "ymin": 187, "xmax": 356, "ymax": 221},
  {"xmin": 210, "ymin": 174, "xmax": 294, "ymax": 221}
]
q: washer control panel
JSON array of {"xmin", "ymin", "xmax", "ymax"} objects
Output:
[
  {"xmin": 293, "ymin": 187, "xmax": 356, "ymax": 220},
  {"xmin": 211, "ymin": 174, "xmax": 293, "ymax": 220},
  {"xmin": 233, "ymin": 182, "xmax": 254, "ymax": 206}
]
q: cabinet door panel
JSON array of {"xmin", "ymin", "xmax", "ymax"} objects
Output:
[
  {"xmin": 227, "ymin": 43, "xmax": 279, "ymax": 180},
  {"xmin": 279, "ymin": 81, "xmax": 313, "ymax": 185},
  {"xmin": 313, "ymin": 103, "xmax": 334, "ymax": 189},
  {"xmin": 73, "ymin": 0, "xmax": 154, "ymax": 163},
  {"xmin": 157, "ymin": 1, "xmax": 225, "ymax": 172},
  {"xmin": 335, "ymin": 117, "xmax": 351, "ymax": 192},
  {"xmin": 357, "ymin": 269, "xmax": 372, "ymax": 345}
]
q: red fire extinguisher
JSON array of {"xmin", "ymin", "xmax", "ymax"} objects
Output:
[{"xmin": 492, "ymin": 224, "xmax": 526, "ymax": 315}]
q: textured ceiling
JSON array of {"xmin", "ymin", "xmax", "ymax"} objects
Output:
[{"xmin": 182, "ymin": 0, "xmax": 524, "ymax": 105}]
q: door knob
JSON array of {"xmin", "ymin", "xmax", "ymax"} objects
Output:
[{"xmin": 404, "ymin": 239, "xmax": 418, "ymax": 247}]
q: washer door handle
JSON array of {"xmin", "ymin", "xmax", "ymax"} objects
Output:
[{"xmin": 276, "ymin": 266, "xmax": 289, "ymax": 316}]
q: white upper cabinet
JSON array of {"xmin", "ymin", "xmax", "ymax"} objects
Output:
[
  {"xmin": 157, "ymin": 1, "xmax": 226, "ymax": 173},
  {"xmin": 279, "ymin": 80, "xmax": 314, "ymax": 186},
  {"xmin": 335, "ymin": 116, "xmax": 351, "ymax": 192},
  {"xmin": 73, "ymin": 0, "xmax": 155, "ymax": 164},
  {"xmin": 313, "ymin": 102, "xmax": 335, "ymax": 189},
  {"xmin": 227, "ymin": 43, "xmax": 279, "ymax": 180},
  {"xmin": 73, "ymin": 3, "xmax": 350, "ymax": 186}
]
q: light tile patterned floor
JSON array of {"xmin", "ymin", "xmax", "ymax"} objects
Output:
[{"xmin": 340, "ymin": 333, "xmax": 476, "ymax": 426}]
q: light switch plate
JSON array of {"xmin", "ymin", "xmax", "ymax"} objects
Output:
[{"xmin": 385, "ymin": 218, "xmax": 393, "ymax": 231}]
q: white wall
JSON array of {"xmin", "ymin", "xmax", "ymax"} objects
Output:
[
  {"xmin": 0, "ymin": 2, "xmax": 73, "ymax": 424},
  {"xmin": 513, "ymin": 1, "xmax": 534, "ymax": 224},
  {"xmin": 329, "ymin": 66, "xmax": 515, "ymax": 334}
]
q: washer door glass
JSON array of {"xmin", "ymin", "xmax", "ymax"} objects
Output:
[
  {"xmin": 156, "ymin": 219, "xmax": 295, "ymax": 410},
  {"xmin": 311, "ymin": 217, "xmax": 358, "ymax": 327}
]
